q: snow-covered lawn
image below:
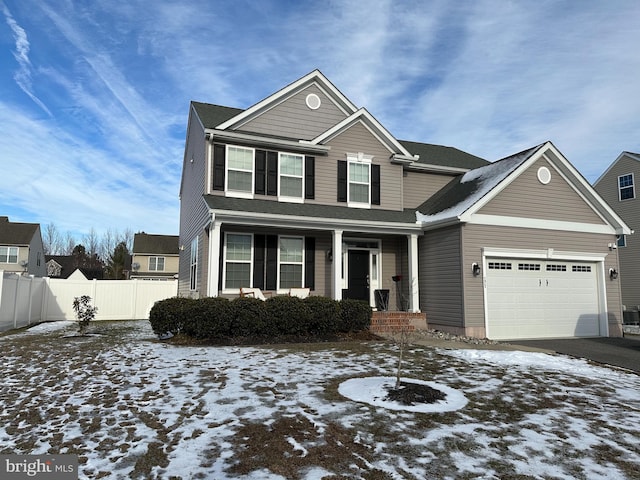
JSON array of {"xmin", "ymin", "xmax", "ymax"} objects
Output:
[{"xmin": 1, "ymin": 320, "xmax": 639, "ymax": 479}]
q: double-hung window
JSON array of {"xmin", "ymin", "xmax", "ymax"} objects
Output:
[
  {"xmin": 279, "ymin": 236, "xmax": 303, "ymax": 289},
  {"xmin": 619, "ymin": 173, "xmax": 635, "ymax": 201},
  {"xmin": 224, "ymin": 233, "xmax": 253, "ymax": 289},
  {"xmin": 0, "ymin": 246, "xmax": 18, "ymax": 263},
  {"xmin": 189, "ymin": 237, "xmax": 198, "ymax": 291},
  {"xmin": 226, "ymin": 146, "xmax": 254, "ymax": 196},
  {"xmin": 349, "ymin": 160, "xmax": 370, "ymax": 206},
  {"xmin": 279, "ymin": 153, "xmax": 304, "ymax": 201},
  {"xmin": 149, "ymin": 256, "xmax": 165, "ymax": 271}
]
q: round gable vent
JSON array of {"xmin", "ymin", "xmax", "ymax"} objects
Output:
[
  {"xmin": 305, "ymin": 93, "xmax": 321, "ymax": 110},
  {"xmin": 537, "ymin": 166, "xmax": 551, "ymax": 185}
]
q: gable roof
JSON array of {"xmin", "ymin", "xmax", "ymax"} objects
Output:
[
  {"xmin": 133, "ymin": 233, "xmax": 179, "ymax": 255},
  {"xmin": 215, "ymin": 70, "xmax": 358, "ymax": 131},
  {"xmin": 191, "ymin": 102, "xmax": 242, "ymax": 129},
  {"xmin": 416, "ymin": 142, "xmax": 632, "ymax": 235},
  {"xmin": 0, "ymin": 216, "xmax": 39, "ymax": 245},
  {"xmin": 593, "ymin": 151, "xmax": 640, "ymax": 186}
]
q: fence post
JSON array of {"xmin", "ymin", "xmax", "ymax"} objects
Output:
[
  {"xmin": 13, "ymin": 274, "xmax": 20, "ymax": 329},
  {"xmin": 132, "ymin": 278, "xmax": 138, "ymax": 319},
  {"xmin": 27, "ymin": 275, "xmax": 34, "ymax": 326}
]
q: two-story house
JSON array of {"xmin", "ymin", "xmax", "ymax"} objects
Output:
[
  {"xmin": 0, "ymin": 216, "xmax": 46, "ymax": 277},
  {"xmin": 131, "ymin": 233, "xmax": 179, "ymax": 280},
  {"xmin": 179, "ymin": 70, "xmax": 629, "ymax": 340},
  {"xmin": 594, "ymin": 152, "xmax": 640, "ymax": 313}
]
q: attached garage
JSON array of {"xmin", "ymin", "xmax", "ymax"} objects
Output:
[{"xmin": 485, "ymin": 257, "xmax": 604, "ymax": 340}]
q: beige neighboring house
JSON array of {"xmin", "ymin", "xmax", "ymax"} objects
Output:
[
  {"xmin": 131, "ymin": 233, "xmax": 179, "ymax": 280},
  {"xmin": 594, "ymin": 152, "xmax": 640, "ymax": 313},
  {"xmin": 178, "ymin": 69, "xmax": 630, "ymax": 340},
  {"xmin": 0, "ymin": 216, "xmax": 46, "ymax": 277}
]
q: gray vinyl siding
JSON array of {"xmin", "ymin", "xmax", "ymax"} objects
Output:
[
  {"xmin": 594, "ymin": 155, "xmax": 640, "ymax": 308},
  {"xmin": 317, "ymin": 122, "xmax": 404, "ymax": 211},
  {"xmin": 479, "ymin": 158, "xmax": 605, "ymax": 224},
  {"xmin": 237, "ymin": 84, "xmax": 348, "ymax": 140},
  {"xmin": 418, "ymin": 226, "xmax": 464, "ymax": 327},
  {"xmin": 380, "ymin": 236, "xmax": 407, "ymax": 311},
  {"xmin": 178, "ymin": 108, "xmax": 210, "ymax": 297},
  {"xmin": 461, "ymin": 224, "xmax": 622, "ymax": 330},
  {"xmin": 403, "ymin": 171, "xmax": 458, "ymax": 209}
]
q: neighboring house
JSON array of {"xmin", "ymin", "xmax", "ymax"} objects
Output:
[
  {"xmin": 179, "ymin": 70, "xmax": 629, "ymax": 340},
  {"xmin": 45, "ymin": 255, "xmax": 104, "ymax": 279},
  {"xmin": 0, "ymin": 216, "xmax": 46, "ymax": 277},
  {"xmin": 593, "ymin": 152, "xmax": 640, "ymax": 311},
  {"xmin": 131, "ymin": 233, "xmax": 179, "ymax": 280}
]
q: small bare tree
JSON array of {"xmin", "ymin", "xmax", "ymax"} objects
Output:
[
  {"xmin": 393, "ymin": 324, "xmax": 411, "ymax": 389},
  {"xmin": 72, "ymin": 295, "xmax": 98, "ymax": 335}
]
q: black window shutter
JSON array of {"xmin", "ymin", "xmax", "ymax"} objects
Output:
[
  {"xmin": 337, "ymin": 160, "xmax": 347, "ymax": 202},
  {"xmin": 305, "ymin": 156, "xmax": 315, "ymax": 199},
  {"xmin": 304, "ymin": 237, "xmax": 315, "ymax": 290},
  {"xmin": 267, "ymin": 152, "xmax": 278, "ymax": 196},
  {"xmin": 371, "ymin": 164, "xmax": 381, "ymax": 205},
  {"xmin": 253, "ymin": 234, "xmax": 265, "ymax": 289},
  {"xmin": 255, "ymin": 150, "xmax": 266, "ymax": 195},
  {"xmin": 265, "ymin": 235, "xmax": 278, "ymax": 290},
  {"xmin": 213, "ymin": 144, "xmax": 226, "ymax": 191}
]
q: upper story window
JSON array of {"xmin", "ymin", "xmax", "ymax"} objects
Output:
[
  {"xmin": 349, "ymin": 161, "xmax": 370, "ymax": 205},
  {"xmin": 0, "ymin": 246, "xmax": 18, "ymax": 263},
  {"xmin": 279, "ymin": 153, "xmax": 304, "ymax": 201},
  {"xmin": 619, "ymin": 173, "xmax": 635, "ymax": 201},
  {"xmin": 226, "ymin": 146, "xmax": 254, "ymax": 197},
  {"xmin": 149, "ymin": 256, "xmax": 165, "ymax": 271}
]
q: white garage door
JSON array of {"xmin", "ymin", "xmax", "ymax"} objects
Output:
[{"xmin": 485, "ymin": 259, "xmax": 601, "ymax": 340}]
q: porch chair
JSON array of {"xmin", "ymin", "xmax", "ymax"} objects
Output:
[
  {"xmin": 240, "ymin": 287, "xmax": 268, "ymax": 301},
  {"xmin": 288, "ymin": 287, "xmax": 310, "ymax": 299}
]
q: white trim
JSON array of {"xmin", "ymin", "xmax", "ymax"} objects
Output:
[
  {"xmin": 276, "ymin": 235, "xmax": 305, "ymax": 293},
  {"xmin": 310, "ymin": 109, "xmax": 415, "ymax": 158},
  {"xmin": 332, "ymin": 230, "xmax": 343, "ymax": 300},
  {"xmin": 208, "ymin": 129, "xmax": 330, "ymax": 155},
  {"xmin": 207, "ymin": 219, "xmax": 221, "ymax": 297},
  {"xmin": 347, "ymin": 153, "xmax": 372, "ymax": 207},
  {"xmin": 467, "ymin": 214, "xmax": 617, "ymax": 234},
  {"xmin": 278, "ymin": 151, "xmax": 304, "ymax": 203},
  {"xmin": 216, "ymin": 70, "xmax": 358, "ymax": 130}
]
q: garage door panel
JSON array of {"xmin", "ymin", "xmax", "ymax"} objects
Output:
[{"xmin": 486, "ymin": 258, "xmax": 600, "ymax": 340}]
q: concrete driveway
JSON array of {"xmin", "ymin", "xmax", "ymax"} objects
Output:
[{"xmin": 509, "ymin": 335, "xmax": 640, "ymax": 373}]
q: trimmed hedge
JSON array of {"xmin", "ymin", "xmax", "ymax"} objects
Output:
[{"xmin": 148, "ymin": 295, "xmax": 372, "ymax": 341}]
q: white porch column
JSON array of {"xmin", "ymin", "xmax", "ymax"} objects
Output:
[
  {"xmin": 332, "ymin": 229, "xmax": 343, "ymax": 300},
  {"xmin": 408, "ymin": 233, "xmax": 420, "ymax": 312},
  {"xmin": 207, "ymin": 217, "xmax": 221, "ymax": 297}
]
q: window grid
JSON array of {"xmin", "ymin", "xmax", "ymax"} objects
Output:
[
  {"xmin": 279, "ymin": 236, "xmax": 303, "ymax": 289},
  {"xmin": 619, "ymin": 173, "xmax": 635, "ymax": 200},
  {"xmin": 224, "ymin": 234, "xmax": 252, "ymax": 289},
  {"xmin": 279, "ymin": 153, "xmax": 304, "ymax": 199},
  {"xmin": 488, "ymin": 262, "xmax": 512, "ymax": 270},
  {"xmin": 518, "ymin": 263, "xmax": 541, "ymax": 271},
  {"xmin": 0, "ymin": 246, "xmax": 18, "ymax": 263},
  {"xmin": 348, "ymin": 161, "xmax": 370, "ymax": 204},
  {"xmin": 227, "ymin": 146, "xmax": 254, "ymax": 193},
  {"xmin": 546, "ymin": 264, "xmax": 567, "ymax": 272},
  {"xmin": 572, "ymin": 265, "xmax": 592, "ymax": 273},
  {"xmin": 149, "ymin": 256, "xmax": 165, "ymax": 271}
]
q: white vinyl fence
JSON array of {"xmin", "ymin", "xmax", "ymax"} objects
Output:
[{"xmin": 0, "ymin": 271, "xmax": 178, "ymax": 332}]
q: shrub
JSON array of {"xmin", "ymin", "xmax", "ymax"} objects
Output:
[
  {"xmin": 338, "ymin": 299, "xmax": 372, "ymax": 332},
  {"xmin": 231, "ymin": 296, "xmax": 267, "ymax": 337},
  {"xmin": 265, "ymin": 295, "xmax": 312, "ymax": 336},
  {"xmin": 149, "ymin": 297, "xmax": 196, "ymax": 337},
  {"xmin": 304, "ymin": 296, "xmax": 340, "ymax": 335},
  {"xmin": 184, "ymin": 297, "xmax": 234, "ymax": 339}
]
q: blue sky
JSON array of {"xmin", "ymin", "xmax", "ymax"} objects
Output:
[{"xmin": 1, "ymin": 0, "xmax": 639, "ymax": 240}]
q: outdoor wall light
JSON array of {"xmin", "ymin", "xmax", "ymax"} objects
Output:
[
  {"xmin": 326, "ymin": 249, "xmax": 333, "ymax": 262},
  {"xmin": 609, "ymin": 268, "xmax": 619, "ymax": 280},
  {"xmin": 472, "ymin": 262, "xmax": 481, "ymax": 277}
]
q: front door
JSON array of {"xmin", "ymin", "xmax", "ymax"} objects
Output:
[{"xmin": 346, "ymin": 250, "xmax": 370, "ymax": 301}]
